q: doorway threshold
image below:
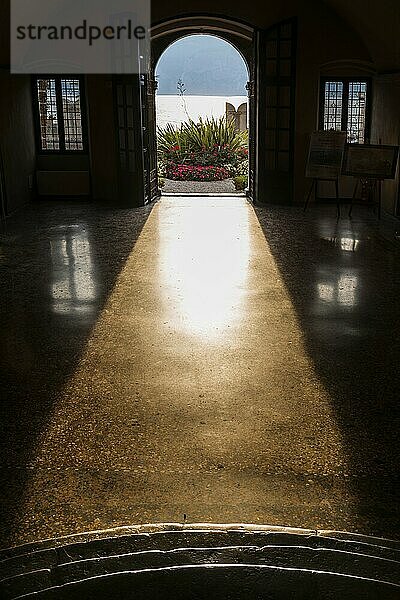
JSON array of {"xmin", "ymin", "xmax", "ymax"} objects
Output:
[{"xmin": 161, "ymin": 192, "xmax": 246, "ymax": 198}]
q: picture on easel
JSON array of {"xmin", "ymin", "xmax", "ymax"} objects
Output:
[
  {"xmin": 304, "ymin": 131, "xmax": 399, "ymax": 218},
  {"xmin": 343, "ymin": 144, "xmax": 399, "ymax": 218},
  {"xmin": 342, "ymin": 144, "xmax": 399, "ymax": 179},
  {"xmin": 306, "ymin": 131, "xmax": 347, "ymax": 179},
  {"xmin": 304, "ymin": 131, "xmax": 347, "ymax": 216}
]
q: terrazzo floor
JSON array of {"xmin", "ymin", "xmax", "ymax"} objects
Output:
[{"xmin": 0, "ymin": 197, "xmax": 399, "ymax": 548}]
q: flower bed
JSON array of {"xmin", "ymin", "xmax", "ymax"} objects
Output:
[
  {"xmin": 166, "ymin": 164, "xmax": 230, "ymax": 181},
  {"xmin": 158, "ymin": 117, "xmax": 249, "ymax": 183}
]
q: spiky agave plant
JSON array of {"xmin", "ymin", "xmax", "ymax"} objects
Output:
[
  {"xmin": 156, "ymin": 123, "xmax": 189, "ymax": 160},
  {"xmin": 157, "ymin": 117, "xmax": 248, "ymax": 155},
  {"xmin": 157, "ymin": 117, "xmax": 249, "ymax": 179},
  {"xmin": 181, "ymin": 117, "xmax": 248, "ymax": 152}
]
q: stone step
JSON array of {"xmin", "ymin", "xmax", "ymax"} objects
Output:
[
  {"xmin": 11, "ymin": 564, "xmax": 400, "ymax": 600},
  {"xmin": 2, "ymin": 526, "xmax": 399, "ymax": 573},
  {"xmin": 2, "ymin": 544, "xmax": 400, "ymax": 599},
  {"xmin": 1, "ymin": 525, "xmax": 399, "ymax": 599}
]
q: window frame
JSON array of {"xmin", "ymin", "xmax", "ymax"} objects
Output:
[
  {"xmin": 319, "ymin": 76, "xmax": 372, "ymax": 144},
  {"xmin": 32, "ymin": 75, "xmax": 89, "ymax": 155}
]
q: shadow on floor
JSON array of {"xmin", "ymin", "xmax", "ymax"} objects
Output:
[
  {"xmin": 254, "ymin": 204, "xmax": 400, "ymax": 538},
  {"xmin": 0, "ymin": 200, "xmax": 153, "ymax": 547}
]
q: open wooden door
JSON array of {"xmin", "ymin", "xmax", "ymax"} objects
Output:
[
  {"xmin": 113, "ymin": 65, "xmax": 159, "ymax": 207},
  {"xmin": 139, "ymin": 71, "xmax": 159, "ymax": 204},
  {"xmin": 246, "ymin": 42, "xmax": 257, "ymax": 203},
  {"xmin": 253, "ymin": 19, "xmax": 297, "ymax": 204},
  {"xmin": 114, "ymin": 75, "xmax": 145, "ymax": 207}
]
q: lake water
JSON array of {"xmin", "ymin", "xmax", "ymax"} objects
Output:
[{"xmin": 156, "ymin": 95, "xmax": 248, "ymax": 129}]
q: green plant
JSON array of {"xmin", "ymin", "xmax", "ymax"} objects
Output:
[
  {"xmin": 157, "ymin": 117, "xmax": 248, "ymax": 157},
  {"xmin": 234, "ymin": 175, "xmax": 248, "ymax": 191},
  {"xmin": 158, "ymin": 177, "xmax": 166, "ymax": 188},
  {"xmin": 157, "ymin": 117, "xmax": 249, "ymax": 181},
  {"xmin": 181, "ymin": 117, "xmax": 248, "ymax": 153},
  {"xmin": 157, "ymin": 123, "xmax": 190, "ymax": 161}
]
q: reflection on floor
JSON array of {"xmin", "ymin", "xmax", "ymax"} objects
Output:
[{"xmin": 0, "ymin": 197, "xmax": 398, "ymax": 547}]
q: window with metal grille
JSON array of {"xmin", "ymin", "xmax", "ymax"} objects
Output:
[
  {"xmin": 34, "ymin": 77, "xmax": 87, "ymax": 152},
  {"xmin": 320, "ymin": 78, "xmax": 370, "ymax": 144}
]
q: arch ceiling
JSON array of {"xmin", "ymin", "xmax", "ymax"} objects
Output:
[
  {"xmin": 151, "ymin": 1, "xmax": 399, "ymax": 72},
  {"xmin": 322, "ymin": 0, "xmax": 400, "ymax": 71}
]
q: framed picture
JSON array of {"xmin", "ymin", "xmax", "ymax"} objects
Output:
[
  {"xmin": 306, "ymin": 131, "xmax": 347, "ymax": 179},
  {"xmin": 342, "ymin": 144, "xmax": 399, "ymax": 179}
]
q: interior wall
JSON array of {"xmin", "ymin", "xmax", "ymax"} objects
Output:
[
  {"xmin": 370, "ymin": 74, "xmax": 400, "ymax": 215},
  {"xmin": 0, "ymin": 0, "xmax": 91, "ymax": 205},
  {"xmin": 88, "ymin": 0, "xmax": 373, "ymax": 205},
  {"xmin": 0, "ymin": 71, "xmax": 35, "ymax": 214},
  {"xmin": 0, "ymin": 0, "xmax": 9, "ymax": 67},
  {"xmin": 86, "ymin": 76, "xmax": 119, "ymax": 203},
  {"xmin": 2, "ymin": 0, "xmax": 397, "ymax": 211},
  {"xmin": 0, "ymin": 1, "xmax": 35, "ymax": 214},
  {"xmin": 322, "ymin": 0, "xmax": 400, "ymax": 73}
]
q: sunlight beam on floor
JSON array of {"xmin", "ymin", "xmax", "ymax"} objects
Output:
[{"xmin": 12, "ymin": 197, "xmax": 354, "ymax": 546}]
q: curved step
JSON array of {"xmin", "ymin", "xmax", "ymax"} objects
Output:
[
  {"xmin": 12, "ymin": 565, "xmax": 400, "ymax": 600},
  {"xmin": 1, "ymin": 524, "xmax": 399, "ymax": 599}
]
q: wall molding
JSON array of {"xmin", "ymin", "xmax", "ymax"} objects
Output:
[{"xmin": 320, "ymin": 59, "xmax": 376, "ymax": 77}]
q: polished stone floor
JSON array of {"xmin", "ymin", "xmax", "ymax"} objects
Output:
[{"xmin": 0, "ymin": 197, "xmax": 399, "ymax": 548}]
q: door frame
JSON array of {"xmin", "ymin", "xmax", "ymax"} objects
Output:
[
  {"xmin": 115, "ymin": 14, "xmax": 298, "ymax": 206},
  {"xmin": 151, "ymin": 15, "xmax": 254, "ymax": 202}
]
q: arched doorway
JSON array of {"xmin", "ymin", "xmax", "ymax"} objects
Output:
[
  {"xmin": 113, "ymin": 16, "xmax": 296, "ymax": 206},
  {"xmin": 154, "ymin": 33, "xmax": 250, "ymax": 195},
  {"xmin": 150, "ymin": 17, "xmax": 255, "ymax": 203}
]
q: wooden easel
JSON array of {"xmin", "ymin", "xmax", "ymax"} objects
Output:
[
  {"xmin": 303, "ymin": 131, "xmax": 347, "ymax": 218},
  {"xmin": 344, "ymin": 139, "xmax": 399, "ymax": 219},
  {"xmin": 348, "ymin": 178, "xmax": 382, "ymax": 218},
  {"xmin": 303, "ymin": 177, "xmax": 341, "ymax": 217}
]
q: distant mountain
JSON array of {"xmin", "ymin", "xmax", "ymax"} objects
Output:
[{"xmin": 155, "ymin": 35, "xmax": 249, "ymax": 96}]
